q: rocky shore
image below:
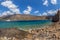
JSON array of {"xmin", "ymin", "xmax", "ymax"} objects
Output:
[
  {"xmin": 0, "ymin": 28, "xmax": 33, "ymax": 40},
  {"xmin": 28, "ymin": 22, "xmax": 60, "ymax": 40},
  {"xmin": 0, "ymin": 22, "xmax": 60, "ymax": 40}
]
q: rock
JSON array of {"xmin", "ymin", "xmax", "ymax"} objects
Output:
[
  {"xmin": 52, "ymin": 10, "xmax": 60, "ymax": 22},
  {"xmin": 0, "ymin": 14, "xmax": 47, "ymax": 21},
  {"xmin": 0, "ymin": 28, "xmax": 33, "ymax": 40}
]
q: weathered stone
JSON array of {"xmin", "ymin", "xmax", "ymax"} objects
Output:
[
  {"xmin": 52, "ymin": 10, "xmax": 60, "ymax": 22},
  {"xmin": 0, "ymin": 28, "xmax": 33, "ymax": 40}
]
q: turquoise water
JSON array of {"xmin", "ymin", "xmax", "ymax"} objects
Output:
[{"xmin": 0, "ymin": 20, "xmax": 52, "ymax": 29}]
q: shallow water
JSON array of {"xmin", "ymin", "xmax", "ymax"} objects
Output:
[{"xmin": 0, "ymin": 20, "xmax": 52, "ymax": 29}]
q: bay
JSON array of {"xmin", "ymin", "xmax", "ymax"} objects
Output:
[{"xmin": 0, "ymin": 20, "xmax": 52, "ymax": 30}]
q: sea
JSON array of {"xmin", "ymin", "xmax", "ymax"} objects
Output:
[{"xmin": 0, "ymin": 20, "xmax": 52, "ymax": 30}]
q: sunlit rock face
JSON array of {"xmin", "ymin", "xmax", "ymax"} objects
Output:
[{"xmin": 52, "ymin": 10, "xmax": 60, "ymax": 22}]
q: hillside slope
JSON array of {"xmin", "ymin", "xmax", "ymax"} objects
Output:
[{"xmin": 0, "ymin": 14, "xmax": 47, "ymax": 21}]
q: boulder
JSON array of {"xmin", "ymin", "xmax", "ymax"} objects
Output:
[{"xmin": 52, "ymin": 10, "xmax": 60, "ymax": 22}]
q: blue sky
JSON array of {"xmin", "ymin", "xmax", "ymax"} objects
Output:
[{"xmin": 0, "ymin": 0, "xmax": 60, "ymax": 16}]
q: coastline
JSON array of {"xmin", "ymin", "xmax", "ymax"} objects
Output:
[{"xmin": 0, "ymin": 21, "xmax": 60, "ymax": 40}]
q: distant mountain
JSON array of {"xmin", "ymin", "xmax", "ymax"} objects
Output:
[{"xmin": 0, "ymin": 14, "xmax": 47, "ymax": 21}]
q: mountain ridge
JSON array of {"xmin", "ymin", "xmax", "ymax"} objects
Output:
[{"xmin": 0, "ymin": 14, "xmax": 47, "ymax": 21}]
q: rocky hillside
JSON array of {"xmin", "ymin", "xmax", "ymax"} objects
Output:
[{"xmin": 0, "ymin": 14, "xmax": 47, "ymax": 21}]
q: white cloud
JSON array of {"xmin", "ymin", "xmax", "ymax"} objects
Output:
[
  {"xmin": 51, "ymin": 0, "xmax": 57, "ymax": 5},
  {"xmin": 33, "ymin": 11, "xmax": 42, "ymax": 16},
  {"xmin": 47, "ymin": 10, "xmax": 57, "ymax": 15},
  {"xmin": 33, "ymin": 9, "xmax": 58, "ymax": 16},
  {"xmin": 27, "ymin": 6, "xmax": 32, "ymax": 12},
  {"xmin": 1, "ymin": 11, "xmax": 14, "ymax": 16},
  {"xmin": 23, "ymin": 6, "xmax": 32, "ymax": 14},
  {"xmin": 38, "ymin": 10, "xmax": 58, "ymax": 16},
  {"xmin": 43, "ymin": 0, "xmax": 48, "ymax": 6},
  {"xmin": 38, "ymin": 13, "xmax": 42, "ymax": 16},
  {"xmin": 42, "ymin": 12, "xmax": 47, "ymax": 16},
  {"xmin": 1, "ymin": 0, "xmax": 20, "ymax": 15},
  {"xmin": 43, "ymin": 0, "xmax": 57, "ymax": 6},
  {"xmin": 34, "ymin": 11, "xmax": 39, "ymax": 14}
]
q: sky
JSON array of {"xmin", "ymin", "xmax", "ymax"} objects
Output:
[{"xmin": 0, "ymin": 0, "xmax": 60, "ymax": 16}]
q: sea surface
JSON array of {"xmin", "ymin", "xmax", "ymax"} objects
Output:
[{"xmin": 0, "ymin": 20, "xmax": 52, "ymax": 30}]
